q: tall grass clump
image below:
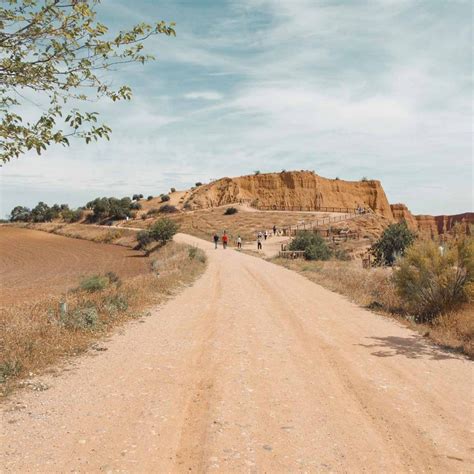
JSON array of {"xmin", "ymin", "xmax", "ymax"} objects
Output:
[{"xmin": 393, "ymin": 237, "xmax": 474, "ymax": 321}]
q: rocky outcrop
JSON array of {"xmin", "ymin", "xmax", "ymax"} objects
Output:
[
  {"xmin": 390, "ymin": 203, "xmax": 473, "ymax": 236},
  {"xmin": 390, "ymin": 204, "xmax": 418, "ymax": 230},
  {"xmin": 415, "ymin": 213, "xmax": 473, "ymax": 236},
  {"xmin": 188, "ymin": 171, "xmax": 394, "ymax": 219}
]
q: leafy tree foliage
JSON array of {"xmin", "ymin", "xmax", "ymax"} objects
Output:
[
  {"xmin": 137, "ymin": 218, "xmax": 178, "ymax": 250},
  {"xmin": 0, "ymin": 1, "xmax": 175, "ymax": 162},
  {"xmin": 161, "ymin": 194, "xmax": 170, "ymax": 202},
  {"xmin": 149, "ymin": 218, "xmax": 178, "ymax": 244},
  {"xmin": 370, "ymin": 222, "xmax": 416, "ymax": 266},
  {"xmin": 9, "ymin": 205, "xmax": 31, "ymax": 222},
  {"xmin": 86, "ymin": 196, "xmax": 132, "ymax": 221},
  {"xmin": 288, "ymin": 231, "xmax": 332, "ymax": 261}
]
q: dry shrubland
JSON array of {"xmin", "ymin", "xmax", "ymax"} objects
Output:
[
  {"xmin": 275, "ymin": 236, "xmax": 474, "ymax": 357},
  {"xmin": 0, "ymin": 241, "xmax": 206, "ymax": 396}
]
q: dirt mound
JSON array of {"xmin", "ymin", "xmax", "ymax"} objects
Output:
[{"xmin": 186, "ymin": 171, "xmax": 394, "ymax": 219}]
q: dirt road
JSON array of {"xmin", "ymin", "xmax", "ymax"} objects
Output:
[{"xmin": 1, "ymin": 234, "xmax": 472, "ymax": 473}]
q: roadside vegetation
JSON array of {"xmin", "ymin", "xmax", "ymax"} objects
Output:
[
  {"xmin": 0, "ymin": 238, "xmax": 206, "ymax": 396},
  {"xmin": 275, "ymin": 223, "xmax": 473, "ymax": 357}
]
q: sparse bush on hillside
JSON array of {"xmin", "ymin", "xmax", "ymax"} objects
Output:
[
  {"xmin": 195, "ymin": 182, "xmax": 203, "ymax": 187},
  {"xmin": 137, "ymin": 230, "xmax": 153, "ymax": 248},
  {"xmin": 149, "ymin": 218, "xmax": 179, "ymax": 245},
  {"xmin": 370, "ymin": 222, "xmax": 415, "ymax": 266},
  {"xmin": 170, "ymin": 187, "xmax": 176, "ymax": 193},
  {"xmin": 160, "ymin": 204, "xmax": 178, "ymax": 213},
  {"xmin": 130, "ymin": 201, "xmax": 142, "ymax": 210},
  {"xmin": 147, "ymin": 195, "xmax": 153, "ymax": 201},
  {"xmin": 224, "ymin": 207, "xmax": 238, "ymax": 215},
  {"xmin": 393, "ymin": 237, "xmax": 474, "ymax": 321},
  {"xmin": 161, "ymin": 194, "xmax": 170, "ymax": 202},
  {"xmin": 254, "ymin": 170, "xmax": 261, "ymax": 175},
  {"xmin": 361, "ymin": 176, "xmax": 369, "ymax": 182},
  {"xmin": 289, "ymin": 231, "xmax": 332, "ymax": 261}
]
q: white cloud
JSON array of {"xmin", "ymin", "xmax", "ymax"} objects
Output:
[{"xmin": 184, "ymin": 91, "xmax": 223, "ymax": 101}]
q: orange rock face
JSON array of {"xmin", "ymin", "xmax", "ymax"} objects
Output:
[
  {"xmin": 189, "ymin": 171, "xmax": 394, "ymax": 219},
  {"xmin": 391, "ymin": 203, "xmax": 473, "ymax": 236}
]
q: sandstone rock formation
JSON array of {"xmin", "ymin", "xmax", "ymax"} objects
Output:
[
  {"xmin": 188, "ymin": 171, "xmax": 394, "ymax": 219},
  {"xmin": 391, "ymin": 204, "xmax": 473, "ymax": 236}
]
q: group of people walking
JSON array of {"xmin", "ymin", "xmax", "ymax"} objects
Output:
[
  {"xmin": 213, "ymin": 231, "xmax": 242, "ymax": 249},
  {"xmin": 212, "ymin": 225, "xmax": 278, "ymax": 251}
]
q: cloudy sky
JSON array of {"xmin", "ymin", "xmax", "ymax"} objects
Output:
[{"xmin": 1, "ymin": 0, "xmax": 472, "ymax": 216}]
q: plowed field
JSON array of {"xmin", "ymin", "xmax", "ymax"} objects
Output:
[{"xmin": 0, "ymin": 226, "xmax": 150, "ymax": 305}]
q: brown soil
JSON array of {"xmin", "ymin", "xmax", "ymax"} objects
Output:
[
  {"xmin": 0, "ymin": 227, "xmax": 150, "ymax": 305},
  {"xmin": 1, "ymin": 234, "xmax": 472, "ymax": 472}
]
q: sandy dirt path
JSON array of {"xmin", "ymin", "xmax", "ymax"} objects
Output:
[{"xmin": 1, "ymin": 233, "xmax": 473, "ymax": 473}]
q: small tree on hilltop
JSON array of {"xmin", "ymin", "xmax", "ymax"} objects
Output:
[
  {"xmin": 161, "ymin": 194, "xmax": 170, "ymax": 202},
  {"xmin": 10, "ymin": 205, "xmax": 31, "ymax": 222},
  {"xmin": 370, "ymin": 221, "xmax": 415, "ymax": 266}
]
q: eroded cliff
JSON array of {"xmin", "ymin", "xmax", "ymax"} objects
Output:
[{"xmin": 188, "ymin": 171, "xmax": 394, "ymax": 219}]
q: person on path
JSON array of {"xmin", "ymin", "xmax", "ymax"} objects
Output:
[
  {"xmin": 257, "ymin": 234, "xmax": 262, "ymax": 250},
  {"xmin": 236, "ymin": 235, "xmax": 242, "ymax": 249},
  {"xmin": 264, "ymin": 230, "xmax": 268, "ymax": 240},
  {"xmin": 213, "ymin": 233, "xmax": 219, "ymax": 249},
  {"xmin": 222, "ymin": 231, "xmax": 228, "ymax": 249},
  {"xmin": 273, "ymin": 225, "xmax": 277, "ymax": 235}
]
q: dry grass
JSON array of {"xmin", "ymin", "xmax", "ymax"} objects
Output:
[
  {"xmin": 126, "ymin": 207, "xmax": 338, "ymax": 241},
  {"xmin": 273, "ymin": 258, "xmax": 473, "ymax": 358},
  {"xmin": 21, "ymin": 222, "xmax": 139, "ymax": 248},
  {"xmin": 0, "ymin": 241, "xmax": 206, "ymax": 397}
]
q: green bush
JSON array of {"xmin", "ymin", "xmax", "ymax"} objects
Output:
[
  {"xmin": 130, "ymin": 201, "xmax": 142, "ymax": 210},
  {"xmin": 79, "ymin": 275, "xmax": 109, "ymax": 292},
  {"xmin": 137, "ymin": 230, "xmax": 152, "ymax": 248},
  {"xmin": 195, "ymin": 182, "xmax": 203, "ymax": 187},
  {"xmin": 289, "ymin": 231, "xmax": 332, "ymax": 261},
  {"xmin": 147, "ymin": 195, "xmax": 153, "ymax": 201},
  {"xmin": 63, "ymin": 306, "xmax": 99, "ymax": 330},
  {"xmin": 393, "ymin": 237, "xmax": 474, "ymax": 321},
  {"xmin": 170, "ymin": 187, "xmax": 176, "ymax": 193},
  {"xmin": 224, "ymin": 207, "xmax": 238, "ymax": 215},
  {"xmin": 160, "ymin": 204, "xmax": 178, "ymax": 213},
  {"xmin": 62, "ymin": 208, "xmax": 83, "ymax": 223},
  {"xmin": 370, "ymin": 222, "xmax": 415, "ymax": 266},
  {"xmin": 105, "ymin": 294, "xmax": 129, "ymax": 313},
  {"xmin": 149, "ymin": 218, "xmax": 179, "ymax": 244},
  {"xmin": 304, "ymin": 242, "xmax": 332, "ymax": 261},
  {"xmin": 161, "ymin": 194, "xmax": 170, "ymax": 202}
]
